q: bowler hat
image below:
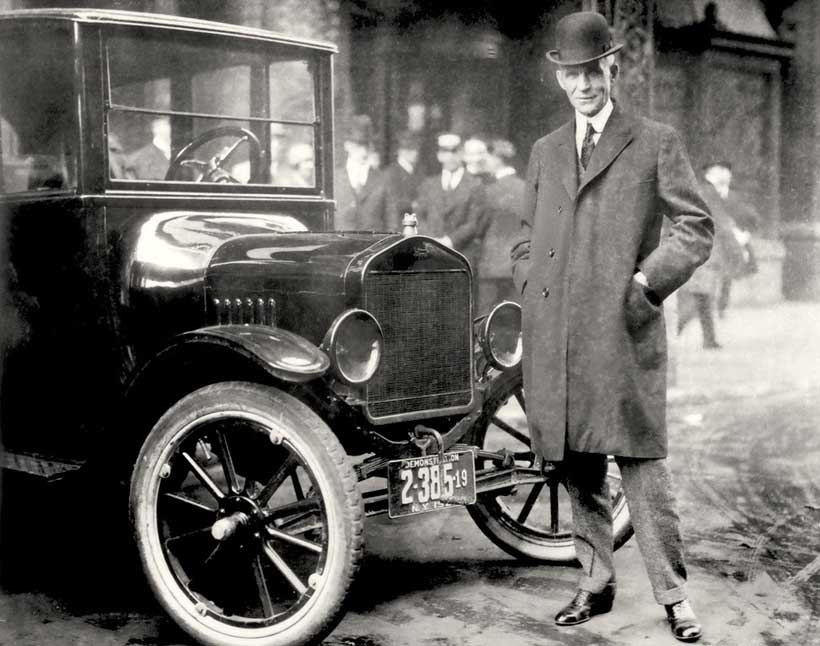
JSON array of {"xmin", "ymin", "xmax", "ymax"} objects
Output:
[
  {"xmin": 346, "ymin": 114, "xmax": 373, "ymax": 146},
  {"xmin": 546, "ymin": 12, "xmax": 623, "ymax": 66}
]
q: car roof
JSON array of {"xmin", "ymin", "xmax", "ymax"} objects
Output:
[{"xmin": 0, "ymin": 8, "xmax": 337, "ymax": 53}]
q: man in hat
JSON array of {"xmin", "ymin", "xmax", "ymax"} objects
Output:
[
  {"xmin": 477, "ymin": 138, "xmax": 524, "ymax": 311},
  {"xmin": 383, "ymin": 130, "xmax": 423, "ymax": 231},
  {"xmin": 335, "ymin": 114, "xmax": 388, "ymax": 231},
  {"xmin": 415, "ymin": 132, "xmax": 487, "ymax": 277},
  {"xmin": 511, "ymin": 11, "xmax": 714, "ymax": 642}
]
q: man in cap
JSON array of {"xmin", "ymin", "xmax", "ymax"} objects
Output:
[
  {"xmin": 477, "ymin": 138, "xmax": 524, "ymax": 311},
  {"xmin": 335, "ymin": 114, "xmax": 388, "ymax": 231},
  {"xmin": 511, "ymin": 11, "xmax": 714, "ymax": 641},
  {"xmin": 383, "ymin": 130, "xmax": 423, "ymax": 231},
  {"xmin": 415, "ymin": 132, "xmax": 486, "ymax": 277}
]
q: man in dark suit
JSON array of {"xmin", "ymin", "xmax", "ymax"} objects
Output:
[
  {"xmin": 383, "ymin": 130, "xmax": 423, "ymax": 231},
  {"xmin": 415, "ymin": 133, "xmax": 486, "ymax": 276},
  {"xmin": 477, "ymin": 138, "xmax": 524, "ymax": 312},
  {"xmin": 511, "ymin": 12, "xmax": 714, "ymax": 641},
  {"xmin": 334, "ymin": 115, "xmax": 388, "ymax": 231}
]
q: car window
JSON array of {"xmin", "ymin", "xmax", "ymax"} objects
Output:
[
  {"xmin": 105, "ymin": 29, "xmax": 319, "ymax": 189},
  {"xmin": 0, "ymin": 23, "xmax": 78, "ymax": 193}
]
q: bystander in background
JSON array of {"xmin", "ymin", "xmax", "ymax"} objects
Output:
[
  {"xmin": 477, "ymin": 138, "xmax": 524, "ymax": 312},
  {"xmin": 383, "ymin": 130, "xmax": 422, "ymax": 231}
]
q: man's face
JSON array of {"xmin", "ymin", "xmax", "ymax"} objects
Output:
[
  {"xmin": 704, "ymin": 165, "xmax": 732, "ymax": 198},
  {"xmin": 463, "ymin": 139, "xmax": 488, "ymax": 174},
  {"xmin": 555, "ymin": 59, "xmax": 617, "ymax": 117},
  {"xmin": 437, "ymin": 148, "xmax": 462, "ymax": 172}
]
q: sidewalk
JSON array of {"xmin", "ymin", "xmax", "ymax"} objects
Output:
[{"xmin": 669, "ymin": 300, "xmax": 820, "ymax": 406}]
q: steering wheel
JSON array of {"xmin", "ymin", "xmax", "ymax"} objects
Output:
[{"xmin": 165, "ymin": 126, "xmax": 263, "ymax": 183}]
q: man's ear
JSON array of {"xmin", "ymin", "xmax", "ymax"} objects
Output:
[
  {"xmin": 555, "ymin": 69, "xmax": 565, "ymax": 90},
  {"xmin": 610, "ymin": 63, "xmax": 620, "ymax": 81}
]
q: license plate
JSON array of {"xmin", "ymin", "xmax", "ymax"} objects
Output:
[{"xmin": 387, "ymin": 450, "xmax": 476, "ymax": 519}]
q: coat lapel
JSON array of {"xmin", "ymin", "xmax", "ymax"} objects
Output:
[
  {"xmin": 578, "ymin": 107, "xmax": 634, "ymax": 194},
  {"xmin": 554, "ymin": 122, "xmax": 577, "ymax": 200}
]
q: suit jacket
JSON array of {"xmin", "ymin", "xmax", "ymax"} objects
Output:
[
  {"xmin": 334, "ymin": 166, "xmax": 389, "ymax": 231},
  {"xmin": 383, "ymin": 161, "xmax": 422, "ymax": 231},
  {"xmin": 511, "ymin": 106, "xmax": 714, "ymax": 460},
  {"xmin": 479, "ymin": 172, "xmax": 525, "ymax": 278},
  {"xmin": 415, "ymin": 170, "xmax": 486, "ymax": 270}
]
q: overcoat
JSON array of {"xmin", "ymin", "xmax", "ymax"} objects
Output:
[
  {"xmin": 415, "ymin": 170, "xmax": 486, "ymax": 271},
  {"xmin": 334, "ymin": 166, "xmax": 389, "ymax": 231},
  {"xmin": 511, "ymin": 107, "xmax": 714, "ymax": 460}
]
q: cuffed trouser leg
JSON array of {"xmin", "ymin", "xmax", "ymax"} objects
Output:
[
  {"xmin": 564, "ymin": 451, "xmax": 614, "ymax": 593},
  {"xmin": 616, "ymin": 457, "xmax": 688, "ymax": 605}
]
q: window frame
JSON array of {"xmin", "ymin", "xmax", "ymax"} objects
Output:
[
  {"xmin": 101, "ymin": 24, "xmax": 326, "ymax": 197},
  {"xmin": 0, "ymin": 20, "xmax": 82, "ymax": 197}
]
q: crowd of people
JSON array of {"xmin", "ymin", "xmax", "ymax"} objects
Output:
[{"xmin": 335, "ymin": 114, "xmax": 523, "ymax": 312}]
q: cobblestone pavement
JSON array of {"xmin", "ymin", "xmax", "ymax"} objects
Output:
[{"xmin": 1, "ymin": 302, "xmax": 819, "ymax": 646}]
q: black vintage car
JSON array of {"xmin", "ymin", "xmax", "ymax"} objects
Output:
[{"xmin": 0, "ymin": 9, "xmax": 632, "ymax": 646}]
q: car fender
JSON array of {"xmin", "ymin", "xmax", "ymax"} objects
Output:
[{"xmin": 174, "ymin": 324, "xmax": 330, "ymax": 383}]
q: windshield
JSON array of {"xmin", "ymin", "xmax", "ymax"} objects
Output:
[
  {"xmin": 0, "ymin": 23, "xmax": 78, "ymax": 193},
  {"xmin": 106, "ymin": 28, "xmax": 320, "ymax": 190}
]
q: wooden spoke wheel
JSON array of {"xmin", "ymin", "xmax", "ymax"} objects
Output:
[
  {"xmin": 468, "ymin": 368, "xmax": 633, "ymax": 562},
  {"xmin": 130, "ymin": 382, "xmax": 363, "ymax": 646}
]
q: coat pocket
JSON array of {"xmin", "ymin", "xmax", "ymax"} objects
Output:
[
  {"xmin": 624, "ymin": 278, "xmax": 661, "ymax": 332},
  {"xmin": 624, "ymin": 280, "xmax": 664, "ymax": 368}
]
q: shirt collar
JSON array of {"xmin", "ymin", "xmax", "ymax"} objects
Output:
[
  {"xmin": 398, "ymin": 158, "xmax": 414, "ymax": 175},
  {"xmin": 442, "ymin": 166, "xmax": 464, "ymax": 190},
  {"xmin": 575, "ymin": 99, "xmax": 614, "ymax": 137}
]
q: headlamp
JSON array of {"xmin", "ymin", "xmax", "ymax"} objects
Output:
[{"xmin": 322, "ymin": 309, "xmax": 383, "ymax": 385}]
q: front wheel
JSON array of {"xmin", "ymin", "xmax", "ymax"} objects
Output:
[
  {"xmin": 130, "ymin": 382, "xmax": 363, "ymax": 646},
  {"xmin": 467, "ymin": 368, "xmax": 633, "ymax": 562}
]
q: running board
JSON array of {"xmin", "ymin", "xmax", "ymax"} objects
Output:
[{"xmin": 0, "ymin": 451, "xmax": 84, "ymax": 481}]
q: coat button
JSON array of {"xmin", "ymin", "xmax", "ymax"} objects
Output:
[
  {"xmin": 558, "ymin": 206, "xmax": 563, "ymax": 214},
  {"xmin": 549, "ymin": 248, "xmax": 556, "ymax": 257},
  {"xmin": 542, "ymin": 287, "xmax": 550, "ymax": 298}
]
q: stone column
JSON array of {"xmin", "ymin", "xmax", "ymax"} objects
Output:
[{"xmin": 780, "ymin": 0, "xmax": 820, "ymax": 300}]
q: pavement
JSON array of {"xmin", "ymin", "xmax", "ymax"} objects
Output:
[{"xmin": 1, "ymin": 300, "xmax": 819, "ymax": 646}]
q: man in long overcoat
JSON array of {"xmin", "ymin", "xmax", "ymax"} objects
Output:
[{"xmin": 511, "ymin": 12, "xmax": 714, "ymax": 642}]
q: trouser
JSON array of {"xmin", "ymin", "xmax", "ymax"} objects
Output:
[
  {"xmin": 717, "ymin": 277, "xmax": 732, "ymax": 317},
  {"xmin": 677, "ymin": 292, "xmax": 718, "ymax": 347},
  {"xmin": 564, "ymin": 450, "xmax": 688, "ymax": 605}
]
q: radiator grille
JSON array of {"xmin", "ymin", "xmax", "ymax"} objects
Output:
[{"xmin": 364, "ymin": 270, "xmax": 473, "ymax": 419}]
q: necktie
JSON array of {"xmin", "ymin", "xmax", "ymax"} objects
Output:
[{"xmin": 580, "ymin": 122, "xmax": 596, "ymax": 170}]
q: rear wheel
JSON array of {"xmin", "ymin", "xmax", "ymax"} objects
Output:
[
  {"xmin": 130, "ymin": 382, "xmax": 363, "ymax": 646},
  {"xmin": 468, "ymin": 368, "xmax": 633, "ymax": 562}
]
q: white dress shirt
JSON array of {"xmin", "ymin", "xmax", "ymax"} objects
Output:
[
  {"xmin": 346, "ymin": 158, "xmax": 370, "ymax": 191},
  {"xmin": 574, "ymin": 99, "xmax": 614, "ymax": 162},
  {"xmin": 441, "ymin": 166, "xmax": 464, "ymax": 191}
]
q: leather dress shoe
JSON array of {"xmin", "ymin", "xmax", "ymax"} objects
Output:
[
  {"xmin": 665, "ymin": 600, "xmax": 702, "ymax": 642},
  {"xmin": 554, "ymin": 582, "xmax": 615, "ymax": 626}
]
